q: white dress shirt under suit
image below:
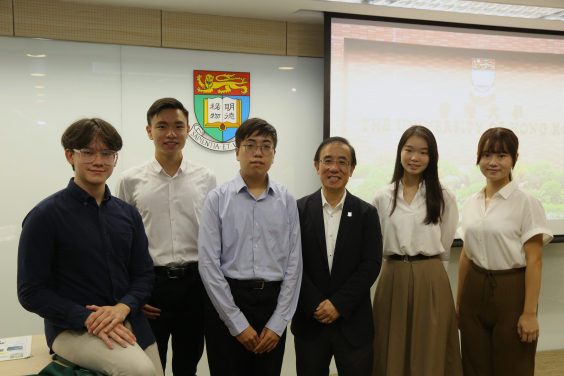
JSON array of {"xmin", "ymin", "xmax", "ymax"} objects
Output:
[
  {"xmin": 321, "ymin": 190, "xmax": 346, "ymax": 273},
  {"xmin": 198, "ymin": 172, "xmax": 303, "ymax": 337},
  {"xmin": 372, "ymin": 181, "xmax": 459, "ymax": 270},
  {"xmin": 458, "ymin": 180, "xmax": 553, "ymax": 270},
  {"xmin": 115, "ymin": 156, "xmax": 217, "ymax": 267}
]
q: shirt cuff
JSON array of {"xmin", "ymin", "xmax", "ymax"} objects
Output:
[
  {"xmin": 225, "ymin": 310, "xmax": 251, "ymax": 337},
  {"xmin": 68, "ymin": 305, "xmax": 93, "ymax": 332},
  {"xmin": 265, "ymin": 311, "xmax": 289, "ymax": 337},
  {"xmin": 118, "ymin": 295, "xmax": 138, "ymax": 314}
]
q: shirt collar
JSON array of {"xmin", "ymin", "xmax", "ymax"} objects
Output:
[
  {"xmin": 150, "ymin": 156, "xmax": 187, "ymax": 176},
  {"xmin": 235, "ymin": 171, "xmax": 276, "ymax": 196},
  {"xmin": 398, "ymin": 179, "xmax": 426, "ymax": 194},
  {"xmin": 498, "ymin": 180, "xmax": 518, "ymax": 199},
  {"xmin": 321, "ymin": 189, "xmax": 347, "ymax": 210},
  {"xmin": 477, "ymin": 180, "xmax": 518, "ymax": 200},
  {"xmin": 67, "ymin": 178, "xmax": 112, "ymax": 204}
]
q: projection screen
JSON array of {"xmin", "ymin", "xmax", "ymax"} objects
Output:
[{"xmin": 327, "ymin": 14, "xmax": 564, "ymax": 239}]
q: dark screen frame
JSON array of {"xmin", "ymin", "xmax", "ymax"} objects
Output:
[{"xmin": 324, "ymin": 11, "xmax": 564, "ymax": 244}]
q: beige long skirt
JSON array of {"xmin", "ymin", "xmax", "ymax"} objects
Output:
[{"xmin": 372, "ymin": 257, "xmax": 463, "ymax": 376}]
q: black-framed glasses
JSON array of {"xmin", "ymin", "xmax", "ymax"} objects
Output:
[
  {"xmin": 73, "ymin": 148, "xmax": 118, "ymax": 165},
  {"xmin": 242, "ymin": 144, "xmax": 274, "ymax": 156},
  {"xmin": 318, "ymin": 159, "xmax": 351, "ymax": 170}
]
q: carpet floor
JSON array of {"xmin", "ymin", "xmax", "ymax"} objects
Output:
[{"xmin": 329, "ymin": 349, "xmax": 564, "ymax": 376}]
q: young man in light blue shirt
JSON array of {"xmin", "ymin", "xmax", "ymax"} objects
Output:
[{"xmin": 198, "ymin": 118, "xmax": 302, "ymax": 376}]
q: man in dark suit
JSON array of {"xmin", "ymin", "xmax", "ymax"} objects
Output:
[{"xmin": 291, "ymin": 136, "xmax": 382, "ymax": 376}]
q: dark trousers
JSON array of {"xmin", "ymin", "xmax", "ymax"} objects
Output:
[
  {"xmin": 204, "ymin": 280, "xmax": 287, "ymax": 376},
  {"xmin": 148, "ymin": 266, "xmax": 205, "ymax": 376},
  {"xmin": 459, "ymin": 262, "xmax": 536, "ymax": 376},
  {"xmin": 294, "ymin": 323, "xmax": 373, "ymax": 376}
]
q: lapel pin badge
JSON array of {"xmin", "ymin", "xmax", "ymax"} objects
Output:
[{"xmin": 348, "ymin": 212, "xmax": 352, "ymax": 217}]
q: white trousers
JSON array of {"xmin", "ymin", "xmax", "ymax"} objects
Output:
[{"xmin": 52, "ymin": 321, "xmax": 164, "ymax": 376}]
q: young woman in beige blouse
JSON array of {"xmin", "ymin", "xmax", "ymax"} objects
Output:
[
  {"xmin": 371, "ymin": 126, "xmax": 462, "ymax": 376},
  {"xmin": 457, "ymin": 127, "xmax": 553, "ymax": 376}
]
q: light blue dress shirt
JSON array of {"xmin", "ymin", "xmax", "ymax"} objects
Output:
[{"xmin": 198, "ymin": 172, "xmax": 303, "ymax": 337}]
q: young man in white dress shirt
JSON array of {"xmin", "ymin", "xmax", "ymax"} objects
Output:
[{"xmin": 115, "ymin": 98, "xmax": 216, "ymax": 376}]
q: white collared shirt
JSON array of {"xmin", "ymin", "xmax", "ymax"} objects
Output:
[
  {"xmin": 115, "ymin": 156, "xmax": 216, "ymax": 267},
  {"xmin": 372, "ymin": 182, "xmax": 459, "ymax": 270},
  {"xmin": 321, "ymin": 190, "xmax": 347, "ymax": 273},
  {"xmin": 458, "ymin": 180, "xmax": 553, "ymax": 270}
]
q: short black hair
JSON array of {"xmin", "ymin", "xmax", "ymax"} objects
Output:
[
  {"xmin": 147, "ymin": 98, "xmax": 189, "ymax": 126},
  {"xmin": 314, "ymin": 136, "xmax": 357, "ymax": 166},
  {"xmin": 235, "ymin": 118, "xmax": 278, "ymax": 148},
  {"xmin": 61, "ymin": 118, "xmax": 123, "ymax": 171}
]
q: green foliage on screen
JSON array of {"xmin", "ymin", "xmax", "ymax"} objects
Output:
[{"xmin": 349, "ymin": 160, "xmax": 564, "ymax": 219}]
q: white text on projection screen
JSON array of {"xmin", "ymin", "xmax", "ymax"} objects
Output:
[{"xmin": 331, "ymin": 18, "xmax": 564, "ymax": 236}]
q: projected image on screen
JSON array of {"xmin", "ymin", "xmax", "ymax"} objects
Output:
[{"xmin": 330, "ymin": 18, "xmax": 564, "ymax": 235}]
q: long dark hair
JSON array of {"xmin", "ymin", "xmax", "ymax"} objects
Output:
[{"xmin": 390, "ymin": 125, "xmax": 444, "ymax": 225}]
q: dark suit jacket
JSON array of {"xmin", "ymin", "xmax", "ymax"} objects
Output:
[{"xmin": 291, "ymin": 189, "xmax": 383, "ymax": 347}]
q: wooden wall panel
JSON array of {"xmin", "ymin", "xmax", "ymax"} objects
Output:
[
  {"xmin": 162, "ymin": 11, "xmax": 286, "ymax": 56},
  {"xmin": 13, "ymin": 0, "xmax": 161, "ymax": 46},
  {"xmin": 287, "ymin": 22, "xmax": 324, "ymax": 58},
  {"xmin": 0, "ymin": 0, "xmax": 13, "ymax": 36}
]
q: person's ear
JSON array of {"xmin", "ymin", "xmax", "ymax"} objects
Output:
[
  {"xmin": 235, "ymin": 147, "xmax": 240, "ymax": 161},
  {"xmin": 65, "ymin": 149, "xmax": 75, "ymax": 167},
  {"xmin": 146, "ymin": 125, "xmax": 153, "ymax": 140}
]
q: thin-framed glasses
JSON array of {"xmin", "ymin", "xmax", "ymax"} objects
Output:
[
  {"xmin": 318, "ymin": 159, "xmax": 351, "ymax": 170},
  {"xmin": 243, "ymin": 144, "xmax": 274, "ymax": 156},
  {"xmin": 73, "ymin": 148, "xmax": 118, "ymax": 165}
]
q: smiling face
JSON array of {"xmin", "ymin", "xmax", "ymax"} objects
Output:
[
  {"xmin": 236, "ymin": 130, "xmax": 276, "ymax": 180},
  {"xmin": 478, "ymin": 145, "xmax": 516, "ymax": 184},
  {"xmin": 315, "ymin": 142, "xmax": 355, "ymax": 193},
  {"xmin": 400, "ymin": 135, "xmax": 430, "ymax": 180},
  {"xmin": 65, "ymin": 135, "xmax": 116, "ymax": 190},
  {"xmin": 146, "ymin": 108, "xmax": 189, "ymax": 159}
]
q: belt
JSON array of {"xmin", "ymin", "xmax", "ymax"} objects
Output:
[
  {"xmin": 388, "ymin": 254, "xmax": 440, "ymax": 263},
  {"xmin": 225, "ymin": 277, "xmax": 282, "ymax": 290},
  {"xmin": 154, "ymin": 262, "xmax": 198, "ymax": 279}
]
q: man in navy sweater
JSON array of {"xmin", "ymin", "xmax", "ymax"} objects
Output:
[{"xmin": 17, "ymin": 118, "xmax": 162, "ymax": 376}]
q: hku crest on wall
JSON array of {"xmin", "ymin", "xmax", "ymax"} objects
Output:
[
  {"xmin": 470, "ymin": 58, "xmax": 496, "ymax": 98},
  {"xmin": 189, "ymin": 70, "xmax": 251, "ymax": 151}
]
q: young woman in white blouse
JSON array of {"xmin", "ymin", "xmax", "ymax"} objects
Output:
[
  {"xmin": 457, "ymin": 127, "xmax": 553, "ymax": 376},
  {"xmin": 372, "ymin": 125, "xmax": 462, "ymax": 376}
]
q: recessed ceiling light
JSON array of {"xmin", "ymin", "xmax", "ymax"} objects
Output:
[
  {"xmin": 38, "ymin": 121, "xmax": 46, "ymax": 125},
  {"xmin": 37, "ymin": 94, "xmax": 45, "ymax": 96},
  {"xmin": 320, "ymin": 0, "xmax": 564, "ymax": 20},
  {"xmin": 279, "ymin": 67, "xmax": 294, "ymax": 70},
  {"xmin": 35, "ymin": 86, "xmax": 44, "ymax": 89},
  {"xmin": 292, "ymin": 88, "xmax": 297, "ymax": 91},
  {"xmin": 31, "ymin": 73, "xmax": 45, "ymax": 76},
  {"xmin": 27, "ymin": 54, "xmax": 46, "ymax": 57}
]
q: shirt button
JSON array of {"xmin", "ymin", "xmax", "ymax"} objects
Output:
[
  {"xmin": 255, "ymin": 266, "xmax": 258, "ymax": 270},
  {"xmin": 84, "ymin": 202, "xmax": 87, "ymax": 206},
  {"xmin": 479, "ymin": 238, "xmax": 482, "ymax": 241},
  {"xmin": 170, "ymin": 199, "xmax": 173, "ymax": 202},
  {"xmin": 172, "ymin": 218, "xmax": 175, "ymax": 222},
  {"xmin": 255, "ymin": 245, "xmax": 258, "ymax": 248},
  {"xmin": 255, "ymin": 223, "xmax": 258, "ymax": 226},
  {"xmin": 174, "ymin": 237, "xmax": 177, "ymax": 241}
]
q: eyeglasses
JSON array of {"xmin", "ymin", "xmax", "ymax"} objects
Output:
[
  {"xmin": 318, "ymin": 159, "xmax": 352, "ymax": 170},
  {"xmin": 73, "ymin": 148, "xmax": 118, "ymax": 165},
  {"xmin": 242, "ymin": 144, "xmax": 274, "ymax": 156}
]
